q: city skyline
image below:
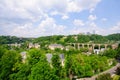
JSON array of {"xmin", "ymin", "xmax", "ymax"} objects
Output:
[{"xmin": 0, "ymin": 0, "xmax": 120, "ymax": 37}]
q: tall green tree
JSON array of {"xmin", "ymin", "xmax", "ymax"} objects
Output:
[
  {"xmin": 9, "ymin": 64, "xmax": 31, "ymax": 80},
  {"xmin": 0, "ymin": 50, "xmax": 21, "ymax": 80},
  {"xmin": 51, "ymin": 54, "xmax": 61, "ymax": 78},
  {"xmin": 102, "ymin": 49, "xmax": 117, "ymax": 58},
  {"xmin": 29, "ymin": 57, "xmax": 58, "ymax": 80},
  {"xmin": 0, "ymin": 46, "xmax": 6, "ymax": 58},
  {"xmin": 65, "ymin": 55, "xmax": 74, "ymax": 79},
  {"xmin": 27, "ymin": 49, "xmax": 45, "ymax": 65}
]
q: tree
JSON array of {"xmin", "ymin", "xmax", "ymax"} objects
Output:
[
  {"xmin": 51, "ymin": 54, "xmax": 61, "ymax": 78},
  {"xmin": 102, "ymin": 49, "xmax": 117, "ymax": 58},
  {"xmin": 9, "ymin": 64, "xmax": 31, "ymax": 80},
  {"xmin": 0, "ymin": 46, "xmax": 6, "ymax": 58},
  {"xmin": 77, "ymin": 35, "xmax": 90, "ymax": 43},
  {"xmin": 106, "ymin": 33, "xmax": 120, "ymax": 41},
  {"xmin": 116, "ymin": 43, "xmax": 120, "ymax": 60},
  {"xmin": 27, "ymin": 49, "xmax": 45, "ymax": 65},
  {"xmin": 0, "ymin": 50, "xmax": 21, "ymax": 80},
  {"xmin": 29, "ymin": 57, "xmax": 58, "ymax": 80},
  {"xmin": 65, "ymin": 55, "xmax": 74, "ymax": 79},
  {"xmin": 71, "ymin": 54, "xmax": 93, "ymax": 77}
]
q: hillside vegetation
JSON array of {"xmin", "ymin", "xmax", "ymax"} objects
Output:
[{"xmin": 0, "ymin": 33, "xmax": 119, "ymax": 45}]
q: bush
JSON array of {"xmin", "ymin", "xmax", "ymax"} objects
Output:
[{"xmin": 96, "ymin": 73, "xmax": 112, "ymax": 80}]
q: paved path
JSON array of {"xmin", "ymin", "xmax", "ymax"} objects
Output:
[{"xmin": 77, "ymin": 63, "xmax": 120, "ymax": 80}]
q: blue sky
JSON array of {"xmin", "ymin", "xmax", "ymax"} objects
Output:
[{"xmin": 0, "ymin": 0, "xmax": 120, "ymax": 37}]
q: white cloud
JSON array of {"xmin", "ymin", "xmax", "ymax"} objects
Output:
[
  {"xmin": 110, "ymin": 22, "xmax": 120, "ymax": 31},
  {"xmin": 50, "ymin": 11, "xmax": 59, "ymax": 16},
  {"xmin": 89, "ymin": 22, "xmax": 97, "ymax": 27},
  {"xmin": 0, "ymin": 0, "xmax": 101, "ymax": 20},
  {"xmin": 0, "ymin": 17, "xmax": 66, "ymax": 37},
  {"xmin": 62, "ymin": 15, "xmax": 69, "ymax": 20},
  {"xmin": 67, "ymin": 1, "xmax": 82, "ymax": 12},
  {"xmin": 101, "ymin": 18, "xmax": 107, "ymax": 22},
  {"xmin": 37, "ymin": 17, "xmax": 66, "ymax": 36},
  {"xmin": 88, "ymin": 15, "xmax": 97, "ymax": 21},
  {"xmin": 67, "ymin": 0, "xmax": 101, "ymax": 12},
  {"xmin": 0, "ymin": 0, "xmax": 103, "ymax": 37},
  {"xmin": 73, "ymin": 19, "xmax": 85, "ymax": 26},
  {"xmin": 89, "ymin": 8, "xmax": 95, "ymax": 13},
  {"xmin": 71, "ymin": 20, "xmax": 111, "ymax": 35},
  {"xmin": 12, "ymin": 23, "xmax": 36, "ymax": 37},
  {"xmin": 0, "ymin": 0, "xmax": 67, "ymax": 21}
]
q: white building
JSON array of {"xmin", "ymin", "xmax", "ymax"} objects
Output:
[
  {"xmin": 8, "ymin": 43, "xmax": 21, "ymax": 47},
  {"xmin": 59, "ymin": 54, "xmax": 65, "ymax": 66},
  {"xmin": 20, "ymin": 51, "xmax": 27, "ymax": 63},
  {"xmin": 28, "ymin": 43, "xmax": 40, "ymax": 49},
  {"xmin": 94, "ymin": 49, "xmax": 100, "ymax": 54},
  {"xmin": 48, "ymin": 44, "xmax": 64, "ymax": 50}
]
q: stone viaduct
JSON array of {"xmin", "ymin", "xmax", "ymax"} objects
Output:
[{"xmin": 67, "ymin": 43, "xmax": 118, "ymax": 50}]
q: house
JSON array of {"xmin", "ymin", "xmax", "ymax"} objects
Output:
[
  {"xmin": 48, "ymin": 44, "xmax": 64, "ymax": 50},
  {"xmin": 34, "ymin": 43, "xmax": 40, "ymax": 48},
  {"xmin": 59, "ymin": 54, "xmax": 65, "ymax": 66},
  {"xmin": 46, "ymin": 53, "xmax": 53, "ymax": 63},
  {"xmin": 94, "ymin": 48, "xmax": 105, "ymax": 54},
  {"xmin": 28, "ymin": 43, "xmax": 34, "ymax": 48},
  {"xmin": 112, "ymin": 43, "xmax": 118, "ymax": 49},
  {"xmin": 8, "ymin": 43, "xmax": 21, "ymax": 47},
  {"xmin": 94, "ymin": 49, "xmax": 100, "ymax": 54},
  {"xmin": 28, "ymin": 43, "xmax": 40, "ymax": 49},
  {"xmin": 20, "ymin": 51, "xmax": 27, "ymax": 63}
]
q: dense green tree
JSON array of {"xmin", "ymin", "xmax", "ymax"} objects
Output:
[
  {"xmin": 77, "ymin": 35, "xmax": 90, "ymax": 43},
  {"xmin": 90, "ymin": 34, "xmax": 108, "ymax": 43},
  {"xmin": 0, "ymin": 46, "xmax": 6, "ymax": 58},
  {"xmin": 0, "ymin": 36, "xmax": 31, "ymax": 44},
  {"xmin": 0, "ymin": 50, "xmax": 21, "ymax": 80},
  {"xmin": 29, "ymin": 57, "xmax": 58, "ymax": 80},
  {"xmin": 71, "ymin": 54, "xmax": 94, "ymax": 77},
  {"xmin": 102, "ymin": 49, "xmax": 117, "ymax": 58},
  {"xmin": 27, "ymin": 49, "xmax": 45, "ymax": 65},
  {"xmin": 51, "ymin": 54, "xmax": 62, "ymax": 78},
  {"xmin": 106, "ymin": 33, "xmax": 120, "ymax": 41},
  {"xmin": 116, "ymin": 43, "xmax": 120, "ymax": 60},
  {"xmin": 65, "ymin": 55, "xmax": 74, "ymax": 79},
  {"xmin": 9, "ymin": 64, "xmax": 31, "ymax": 80},
  {"xmin": 84, "ymin": 64, "xmax": 93, "ymax": 77},
  {"xmin": 64, "ymin": 36, "xmax": 75, "ymax": 43}
]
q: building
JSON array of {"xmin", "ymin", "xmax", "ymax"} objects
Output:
[
  {"xmin": 59, "ymin": 54, "xmax": 65, "ymax": 66},
  {"xmin": 20, "ymin": 51, "xmax": 27, "ymax": 63},
  {"xmin": 34, "ymin": 43, "xmax": 40, "ymax": 48},
  {"xmin": 28, "ymin": 43, "xmax": 40, "ymax": 49},
  {"xmin": 48, "ymin": 44, "xmax": 64, "ymax": 50},
  {"xmin": 94, "ymin": 49, "xmax": 100, "ymax": 54},
  {"xmin": 8, "ymin": 43, "xmax": 21, "ymax": 47},
  {"xmin": 46, "ymin": 53, "xmax": 53, "ymax": 63},
  {"xmin": 28, "ymin": 43, "xmax": 34, "ymax": 48},
  {"xmin": 112, "ymin": 43, "xmax": 118, "ymax": 49}
]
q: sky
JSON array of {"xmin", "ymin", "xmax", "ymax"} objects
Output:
[{"xmin": 0, "ymin": 0, "xmax": 120, "ymax": 37}]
